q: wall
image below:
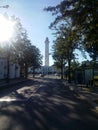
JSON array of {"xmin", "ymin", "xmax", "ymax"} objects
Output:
[{"xmin": 0, "ymin": 58, "xmax": 20, "ymax": 79}]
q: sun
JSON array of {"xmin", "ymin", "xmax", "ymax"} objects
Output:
[{"xmin": 0, "ymin": 15, "xmax": 14, "ymax": 42}]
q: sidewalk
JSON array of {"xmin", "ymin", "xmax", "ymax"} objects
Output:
[
  {"xmin": 77, "ymin": 86, "xmax": 98, "ymax": 114},
  {"xmin": 63, "ymin": 81, "xmax": 98, "ymax": 114},
  {"xmin": 0, "ymin": 77, "xmax": 28, "ymax": 89}
]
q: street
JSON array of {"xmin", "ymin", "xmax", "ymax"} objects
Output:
[{"xmin": 0, "ymin": 77, "xmax": 98, "ymax": 130}]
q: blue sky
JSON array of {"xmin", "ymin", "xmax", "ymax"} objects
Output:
[
  {"xmin": 0, "ymin": 0, "xmax": 90, "ymax": 65},
  {"xmin": 0, "ymin": 0, "xmax": 62, "ymax": 66}
]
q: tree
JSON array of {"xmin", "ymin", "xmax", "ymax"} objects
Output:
[
  {"xmin": 52, "ymin": 21, "xmax": 79, "ymax": 82},
  {"xmin": 45, "ymin": 0, "xmax": 98, "ymax": 61},
  {"xmin": 52, "ymin": 23, "xmax": 79, "ymax": 82},
  {"xmin": 52, "ymin": 37, "xmax": 67, "ymax": 79},
  {"xmin": 27, "ymin": 45, "xmax": 42, "ymax": 78},
  {"xmin": 0, "ymin": 15, "xmax": 42, "ymax": 78},
  {"xmin": 44, "ymin": 0, "xmax": 98, "ymax": 83},
  {"xmin": 11, "ymin": 16, "xmax": 42, "ymax": 77},
  {"xmin": 44, "ymin": 4, "xmax": 81, "ymax": 82}
]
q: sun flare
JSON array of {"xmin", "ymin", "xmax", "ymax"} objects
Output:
[{"xmin": 0, "ymin": 15, "xmax": 14, "ymax": 42}]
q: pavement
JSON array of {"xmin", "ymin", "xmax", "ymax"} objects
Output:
[
  {"xmin": 0, "ymin": 77, "xmax": 98, "ymax": 115},
  {"xmin": 63, "ymin": 81, "xmax": 98, "ymax": 114},
  {"xmin": 0, "ymin": 77, "xmax": 28, "ymax": 89},
  {"xmin": 77, "ymin": 86, "xmax": 98, "ymax": 114},
  {"xmin": 1, "ymin": 77, "xmax": 98, "ymax": 130}
]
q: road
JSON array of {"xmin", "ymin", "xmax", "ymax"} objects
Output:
[{"xmin": 0, "ymin": 77, "xmax": 98, "ymax": 130}]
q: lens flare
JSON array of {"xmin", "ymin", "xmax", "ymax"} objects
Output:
[{"xmin": 0, "ymin": 15, "xmax": 14, "ymax": 42}]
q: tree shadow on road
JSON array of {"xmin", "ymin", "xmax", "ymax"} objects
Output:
[{"xmin": 0, "ymin": 79, "xmax": 98, "ymax": 130}]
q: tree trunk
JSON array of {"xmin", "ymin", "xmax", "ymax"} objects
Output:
[
  {"xmin": 68, "ymin": 58, "xmax": 71, "ymax": 83},
  {"xmin": 32, "ymin": 67, "xmax": 35, "ymax": 78},
  {"xmin": 24, "ymin": 63, "xmax": 28, "ymax": 78},
  {"xmin": 92, "ymin": 60, "xmax": 95, "ymax": 87},
  {"xmin": 6, "ymin": 55, "xmax": 10, "ymax": 83},
  {"xmin": 61, "ymin": 60, "xmax": 64, "ymax": 79}
]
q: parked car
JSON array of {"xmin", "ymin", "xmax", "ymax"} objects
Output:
[
  {"xmin": 39, "ymin": 74, "xmax": 44, "ymax": 77},
  {"xmin": 55, "ymin": 73, "xmax": 60, "ymax": 76}
]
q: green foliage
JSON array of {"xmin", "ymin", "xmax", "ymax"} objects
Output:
[
  {"xmin": 71, "ymin": 60, "xmax": 80, "ymax": 70},
  {"xmin": 26, "ymin": 45, "xmax": 42, "ymax": 68},
  {"xmin": 10, "ymin": 16, "xmax": 42, "ymax": 68},
  {"xmin": 0, "ymin": 15, "xmax": 42, "ymax": 77},
  {"xmin": 45, "ymin": 0, "xmax": 98, "ymax": 61},
  {"xmin": 60, "ymin": 0, "xmax": 98, "ymax": 61}
]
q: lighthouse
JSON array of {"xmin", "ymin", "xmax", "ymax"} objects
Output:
[{"xmin": 45, "ymin": 37, "xmax": 49, "ymax": 66}]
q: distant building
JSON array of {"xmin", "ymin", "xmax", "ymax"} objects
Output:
[
  {"xmin": 35, "ymin": 66, "xmax": 56, "ymax": 74},
  {"xmin": 28, "ymin": 65, "xmax": 57, "ymax": 75}
]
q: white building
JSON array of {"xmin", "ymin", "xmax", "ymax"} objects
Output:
[
  {"xmin": 34, "ymin": 66, "xmax": 56, "ymax": 74},
  {"xmin": 0, "ymin": 57, "xmax": 7, "ymax": 79},
  {"xmin": 0, "ymin": 57, "xmax": 20, "ymax": 79},
  {"xmin": 9, "ymin": 63, "xmax": 20, "ymax": 79}
]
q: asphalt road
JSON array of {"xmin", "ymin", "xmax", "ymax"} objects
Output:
[{"xmin": 0, "ymin": 77, "xmax": 98, "ymax": 130}]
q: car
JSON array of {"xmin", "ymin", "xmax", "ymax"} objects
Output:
[
  {"xmin": 55, "ymin": 73, "xmax": 60, "ymax": 76},
  {"xmin": 39, "ymin": 74, "xmax": 44, "ymax": 77}
]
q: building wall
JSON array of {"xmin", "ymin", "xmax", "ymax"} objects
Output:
[
  {"xmin": 9, "ymin": 63, "xmax": 20, "ymax": 79},
  {"xmin": 85, "ymin": 69, "xmax": 93, "ymax": 84},
  {"xmin": 75, "ymin": 68, "xmax": 98, "ymax": 84},
  {"xmin": 0, "ymin": 58, "xmax": 7, "ymax": 79},
  {"xmin": 0, "ymin": 58, "xmax": 20, "ymax": 79},
  {"xmin": 28, "ymin": 66, "xmax": 56, "ymax": 74}
]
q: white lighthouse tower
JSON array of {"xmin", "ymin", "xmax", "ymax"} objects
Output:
[{"xmin": 45, "ymin": 37, "xmax": 49, "ymax": 66}]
